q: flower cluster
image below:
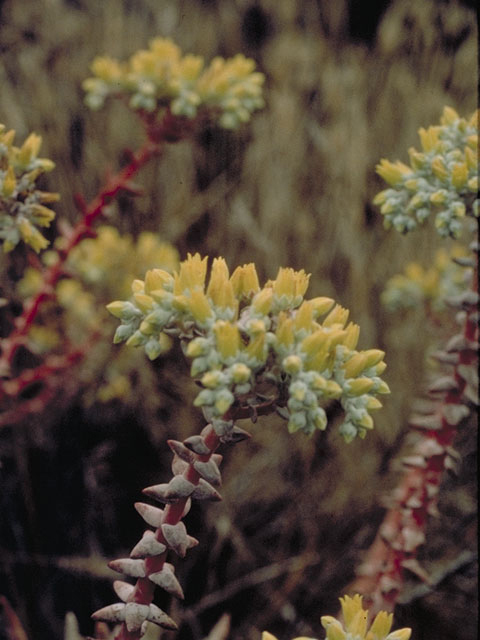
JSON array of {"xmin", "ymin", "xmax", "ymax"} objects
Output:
[
  {"xmin": 16, "ymin": 226, "xmax": 179, "ymax": 400},
  {"xmin": 321, "ymin": 594, "xmax": 411, "ymax": 640},
  {"xmin": 64, "ymin": 225, "xmax": 179, "ymax": 300},
  {"xmin": 0, "ymin": 124, "xmax": 58, "ymax": 252},
  {"xmin": 381, "ymin": 245, "xmax": 471, "ymax": 312},
  {"xmin": 374, "ymin": 107, "xmax": 478, "ymax": 237},
  {"xmin": 83, "ymin": 37, "xmax": 265, "ymax": 130},
  {"xmin": 262, "ymin": 594, "xmax": 411, "ymax": 640},
  {"xmin": 107, "ymin": 254, "xmax": 389, "ymax": 441}
]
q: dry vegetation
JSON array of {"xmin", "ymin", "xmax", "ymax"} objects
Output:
[{"xmin": 0, "ymin": 1, "xmax": 477, "ymax": 639}]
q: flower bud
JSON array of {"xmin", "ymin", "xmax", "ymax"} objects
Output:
[
  {"xmin": 231, "ymin": 362, "xmax": 251, "ymax": 383},
  {"xmin": 283, "ymin": 355, "xmax": 303, "ymax": 374},
  {"xmin": 346, "ymin": 377, "xmax": 375, "ymax": 396},
  {"xmin": 145, "ymin": 268, "xmax": 173, "ymax": 293}
]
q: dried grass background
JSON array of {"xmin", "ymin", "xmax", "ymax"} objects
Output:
[{"xmin": 0, "ymin": 1, "xmax": 477, "ymax": 639}]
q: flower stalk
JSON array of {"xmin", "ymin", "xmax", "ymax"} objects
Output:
[
  {"xmin": 350, "ymin": 240, "xmax": 478, "ymax": 615},
  {"xmin": 92, "ymin": 418, "xmax": 254, "ymax": 638},
  {"xmin": 0, "ymin": 135, "xmax": 163, "ymax": 418}
]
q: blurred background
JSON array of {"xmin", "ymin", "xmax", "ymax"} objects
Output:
[{"xmin": 0, "ymin": 0, "xmax": 477, "ymax": 638}]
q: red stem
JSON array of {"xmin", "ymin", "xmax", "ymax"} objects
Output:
[
  {"xmin": 350, "ymin": 247, "xmax": 478, "ymax": 616},
  {"xmin": 0, "ymin": 138, "xmax": 162, "ymax": 403},
  {"xmin": 114, "ymin": 426, "xmax": 220, "ymax": 640}
]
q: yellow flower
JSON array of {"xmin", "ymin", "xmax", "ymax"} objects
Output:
[
  {"xmin": 300, "ymin": 329, "xmax": 338, "ymax": 372},
  {"xmin": 343, "ymin": 350, "xmax": 385, "ymax": 379},
  {"xmin": 310, "ymin": 296, "xmax": 335, "ymax": 318},
  {"xmin": 1, "ymin": 166, "xmax": 16, "ymax": 197},
  {"xmin": 174, "ymin": 253, "xmax": 208, "ymax": 294},
  {"xmin": 275, "ymin": 313, "xmax": 295, "ymax": 347},
  {"xmin": 1, "ymin": 124, "xmax": 58, "ymax": 252},
  {"xmin": 451, "ymin": 162, "xmax": 468, "ymax": 189},
  {"xmin": 110, "ymin": 253, "xmax": 390, "ymax": 439},
  {"xmin": 464, "ymin": 143, "xmax": 477, "ymax": 169},
  {"xmin": 418, "ymin": 126, "xmax": 441, "ymax": 152},
  {"xmin": 273, "ymin": 267, "xmax": 310, "ymax": 301},
  {"xmin": 18, "ymin": 218, "xmax": 49, "ymax": 252},
  {"xmin": 376, "ymin": 159, "xmax": 412, "ymax": 186},
  {"xmin": 214, "ymin": 320, "xmax": 240, "ymax": 359},
  {"xmin": 321, "ymin": 595, "xmax": 412, "ymax": 640},
  {"xmin": 245, "ymin": 331, "xmax": 266, "ymax": 363},
  {"xmin": 252, "ymin": 287, "xmax": 274, "ymax": 314},
  {"xmin": 17, "ymin": 132, "xmax": 42, "ymax": 166},
  {"xmin": 440, "ymin": 105, "xmax": 459, "ymax": 125},
  {"xmin": 207, "ymin": 257, "xmax": 237, "ymax": 313},
  {"xmin": 431, "ymin": 156, "xmax": 448, "ymax": 180},
  {"xmin": 294, "ymin": 300, "xmax": 316, "ymax": 332},
  {"xmin": 343, "ymin": 322, "xmax": 360, "ymax": 350},
  {"xmin": 262, "ymin": 634, "xmax": 317, "ymax": 640},
  {"xmin": 187, "ymin": 289, "xmax": 213, "ymax": 324},
  {"xmin": 30, "ymin": 204, "xmax": 56, "ymax": 227},
  {"xmin": 230, "ymin": 263, "xmax": 260, "ymax": 298},
  {"xmin": 407, "ymin": 148, "xmax": 426, "ymax": 170},
  {"xmin": 84, "ymin": 38, "xmax": 264, "ymax": 128},
  {"xmin": 133, "ymin": 293, "xmax": 154, "ymax": 313},
  {"xmin": 144, "ymin": 269, "xmax": 174, "ymax": 294},
  {"xmin": 322, "ymin": 304, "xmax": 349, "ymax": 329}
]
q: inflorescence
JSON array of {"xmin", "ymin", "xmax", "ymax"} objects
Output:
[
  {"xmin": 107, "ymin": 254, "xmax": 390, "ymax": 442},
  {"xmin": 83, "ymin": 37, "xmax": 265, "ymax": 130},
  {"xmin": 262, "ymin": 594, "xmax": 411, "ymax": 640},
  {"xmin": 374, "ymin": 107, "xmax": 478, "ymax": 237},
  {"xmin": 0, "ymin": 124, "xmax": 58, "ymax": 252},
  {"xmin": 381, "ymin": 244, "xmax": 472, "ymax": 312}
]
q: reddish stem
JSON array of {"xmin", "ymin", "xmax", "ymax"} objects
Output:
[
  {"xmin": 114, "ymin": 425, "xmax": 221, "ymax": 640},
  {"xmin": 0, "ymin": 137, "xmax": 162, "ymax": 403},
  {"xmin": 350, "ymin": 247, "xmax": 478, "ymax": 616}
]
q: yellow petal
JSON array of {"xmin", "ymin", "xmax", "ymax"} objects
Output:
[
  {"xmin": 369, "ymin": 610, "xmax": 393, "ymax": 638},
  {"xmin": 276, "ymin": 313, "xmax": 295, "ymax": 347},
  {"xmin": 347, "ymin": 378, "xmax": 375, "ymax": 397},
  {"xmin": 214, "ymin": 320, "xmax": 240, "ymax": 359},
  {"xmin": 321, "ymin": 617, "xmax": 347, "ymax": 640},
  {"xmin": 252, "ymin": 287, "xmax": 273, "ymax": 314},
  {"xmin": 188, "ymin": 289, "xmax": 213, "ymax": 323},
  {"xmin": 441, "ymin": 106, "xmax": 459, "ymax": 125},
  {"xmin": 2, "ymin": 166, "xmax": 16, "ymax": 197},
  {"xmin": 343, "ymin": 353, "xmax": 369, "ymax": 379},
  {"xmin": 144, "ymin": 269, "xmax": 174, "ymax": 294},
  {"xmin": 376, "ymin": 159, "xmax": 412, "ymax": 186},
  {"xmin": 451, "ymin": 162, "xmax": 468, "ymax": 189},
  {"xmin": 339, "ymin": 594, "xmax": 364, "ymax": 628},
  {"xmin": 174, "ymin": 252, "xmax": 208, "ymax": 294},
  {"xmin": 230, "ymin": 263, "xmax": 260, "ymax": 298},
  {"xmin": 386, "ymin": 630, "xmax": 412, "ymax": 640},
  {"xmin": 348, "ymin": 610, "xmax": 368, "ymax": 638},
  {"xmin": 418, "ymin": 126, "xmax": 441, "ymax": 152},
  {"xmin": 323, "ymin": 305, "xmax": 349, "ymax": 329},
  {"xmin": 343, "ymin": 323, "xmax": 360, "ymax": 350}
]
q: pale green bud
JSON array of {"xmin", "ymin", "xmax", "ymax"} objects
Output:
[
  {"xmin": 345, "ymin": 377, "xmax": 375, "ymax": 396},
  {"xmin": 194, "ymin": 389, "xmax": 215, "ymax": 407},
  {"xmin": 145, "ymin": 338, "xmax": 164, "ymax": 360},
  {"xmin": 201, "ymin": 370, "xmax": 224, "ymax": 389},
  {"xmin": 283, "ymin": 354, "xmax": 303, "ymax": 374},
  {"xmin": 214, "ymin": 388, "xmax": 235, "ymax": 415},
  {"xmin": 113, "ymin": 324, "xmax": 135, "ymax": 344},
  {"xmin": 126, "ymin": 331, "xmax": 147, "ymax": 347},
  {"xmin": 339, "ymin": 421, "xmax": 357, "ymax": 443},
  {"xmin": 186, "ymin": 338, "xmax": 209, "ymax": 358},
  {"xmin": 231, "ymin": 363, "xmax": 251, "ymax": 384},
  {"xmin": 288, "ymin": 411, "xmax": 306, "ymax": 433}
]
